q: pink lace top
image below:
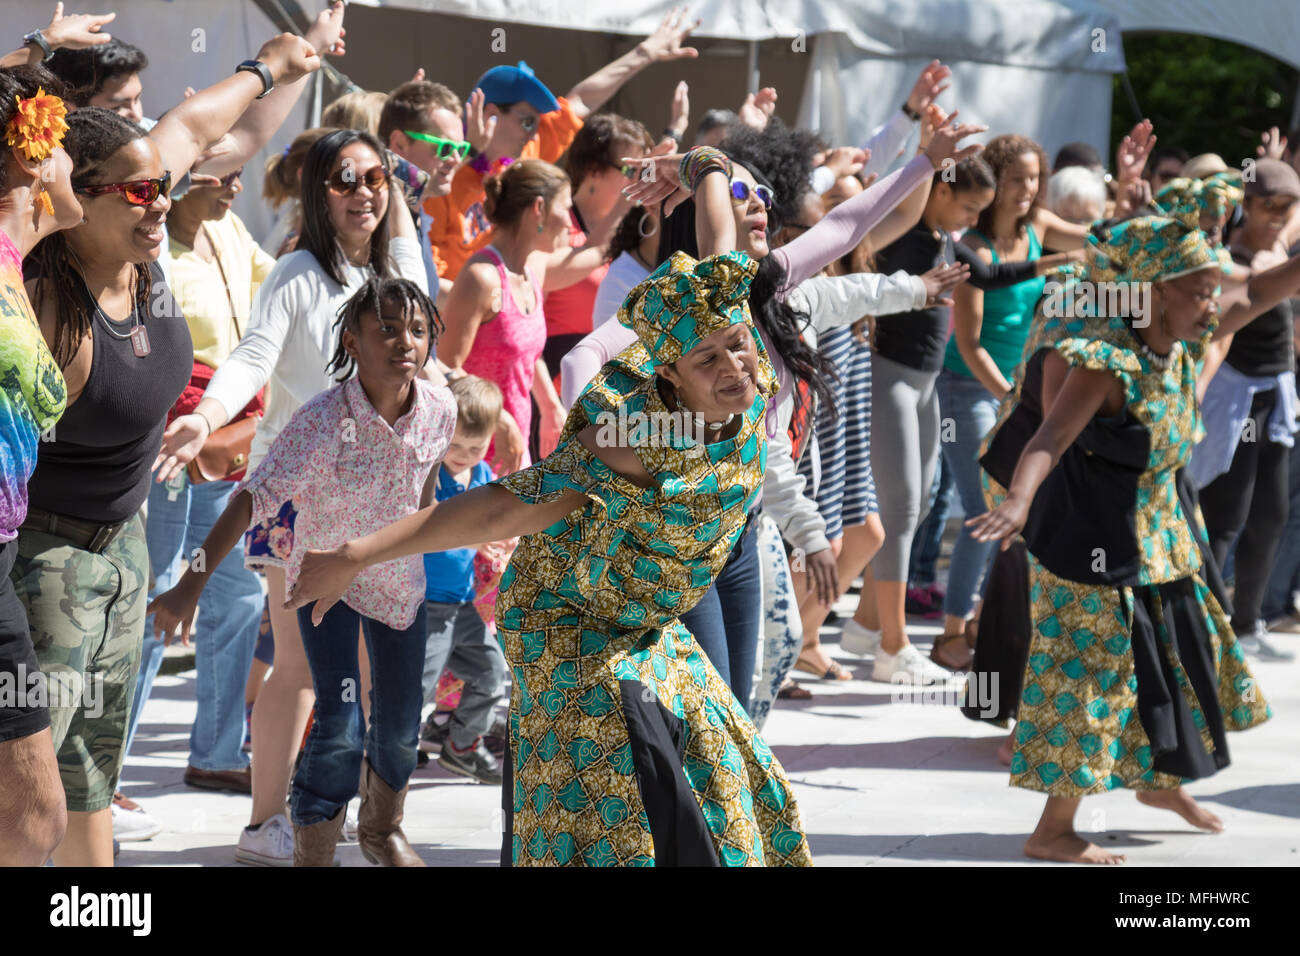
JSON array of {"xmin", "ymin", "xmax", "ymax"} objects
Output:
[
  {"xmin": 463, "ymin": 245, "xmax": 548, "ymax": 469},
  {"xmin": 236, "ymin": 377, "xmax": 457, "ymax": 629}
]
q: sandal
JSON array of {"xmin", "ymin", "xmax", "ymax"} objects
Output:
[
  {"xmin": 929, "ymin": 633, "xmax": 973, "ymax": 671},
  {"xmin": 794, "ymin": 652, "xmax": 854, "ymax": 680},
  {"xmin": 777, "ymin": 677, "xmax": 813, "ymax": 700}
]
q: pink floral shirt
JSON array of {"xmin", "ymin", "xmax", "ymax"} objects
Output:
[{"xmin": 237, "ymin": 377, "xmax": 457, "ymax": 629}]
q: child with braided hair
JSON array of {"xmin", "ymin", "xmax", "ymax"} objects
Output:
[{"xmin": 150, "ymin": 277, "xmax": 457, "ymax": 866}]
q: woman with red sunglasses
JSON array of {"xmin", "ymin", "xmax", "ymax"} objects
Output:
[{"xmin": 18, "ymin": 33, "xmax": 319, "ymax": 868}]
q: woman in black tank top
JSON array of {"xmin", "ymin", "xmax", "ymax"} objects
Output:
[{"xmin": 16, "ymin": 36, "xmax": 321, "ymax": 866}]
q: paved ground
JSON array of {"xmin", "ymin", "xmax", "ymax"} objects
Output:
[{"xmin": 116, "ymin": 572, "xmax": 1300, "ymax": 867}]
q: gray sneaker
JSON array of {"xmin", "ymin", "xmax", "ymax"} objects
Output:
[
  {"xmin": 438, "ymin": 739, "xmax": 503, "ymax": 785},
  {"xmin": 1237, "ymin": 622, "xmax": 1297, "ymax": 662}
]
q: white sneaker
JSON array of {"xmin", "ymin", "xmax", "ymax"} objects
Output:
[
  {"xmin": 840, "ymin": 620, "xmax": 882, "ymax": 657},
  {"xmin": 872, "ymin": 643, "xmax": 956, "ymax": 685},
  {"xmin": 110, "ymin": 801, "xmax": 162, "ymax": 841},
  {"xmin": 342, "ymin": 799, "xmax": 359, "ymax": 843},
  {"xmin": 235, "ymin": 812, "xmax": 295, "ymax": 867}
]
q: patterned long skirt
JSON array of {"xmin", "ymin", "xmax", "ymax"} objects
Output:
[{"xmin": 1010, "ymin": 555, "xmax": 1271, "ymax": 795}]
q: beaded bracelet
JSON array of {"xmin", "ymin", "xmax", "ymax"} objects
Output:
[{"xmin": 678, "ymin": 146, "xmax": 734, "ymax": 194}]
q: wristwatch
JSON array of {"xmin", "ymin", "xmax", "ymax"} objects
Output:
[
  {"xmin": 235, "ymin": 59, "xmax": 274, "ymax": 99},
  {"xmin": 661, "ymin": 128, "xmax": 682, "ymax": 143},
  {"xmin": 23, "ymin": 29, "xmax": 53, "ymax": 61},
  {"xmin": 901, "ymin": 101, "xmax": 922, "ymax": 121}
]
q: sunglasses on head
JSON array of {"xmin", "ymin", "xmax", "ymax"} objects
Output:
[
  {"xmin": 729, "ymin": 178, "xmax": 774, "ymax": 210},
  {"xmin": 324, "ymin": 165, "xmax": 391, "ymax": 196},
  {"xmin": 76, "ymin": 171, "xmax": 172, "ymax": 207},
  {"xmin": 402, "ymin": 130, "xmax": 471, "ymax": 161}
]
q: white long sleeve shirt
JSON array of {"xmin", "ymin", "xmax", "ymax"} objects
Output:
[{"xmin": 204, "ymin": 237, "xmax": 427, "ymax": 472}]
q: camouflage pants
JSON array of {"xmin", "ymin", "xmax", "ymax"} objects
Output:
[{"xmin": 9, "ymin": 515, "xmax": 148, "ymax": 812}]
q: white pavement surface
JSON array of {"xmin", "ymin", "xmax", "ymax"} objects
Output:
[{"xmin": 117, "ymin": 589, "xmax": 1300, "ymax": 867}]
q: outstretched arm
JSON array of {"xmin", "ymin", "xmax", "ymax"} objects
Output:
[
  {"xmin": 1216, "ymin": 251, "xmax": 1300, "ymax": 337},
  {"xmin": 286, "ymin": 483, "xmax": 589, "ymax": 623},
  {"xmin": 195, "ymin": 2, "xmax": 346, "ymax": 177},
  {"xmin": 566, "ymin": 8, "xmax": 699, "ymax": 120}
]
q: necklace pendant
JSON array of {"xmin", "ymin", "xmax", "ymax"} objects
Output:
[{"xmin": 130, "ymin": 324, "xmax": 151, "ymax": 358}]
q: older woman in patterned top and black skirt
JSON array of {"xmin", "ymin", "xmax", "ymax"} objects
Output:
[{"xmin": 969, "ymin": 215, "xmax": 1300, "ymax": 863}]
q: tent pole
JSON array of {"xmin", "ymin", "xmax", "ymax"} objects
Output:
[
  {"xmin": 1120, "ymin": 70, "xmax": 1143, "ymax": 122},
  {"xmin": 747, "ymin": 40, "xmax": 759, "ymax": 93}
]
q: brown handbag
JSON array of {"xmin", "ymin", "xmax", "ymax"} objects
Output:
[{"xmin": 187, "ymin": 414, "xmax": 259, "ymax": 484}]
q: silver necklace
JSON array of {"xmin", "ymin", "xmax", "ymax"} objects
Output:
[{"xmin": 68, "ymin": 248, "xmax": 151, "ymax": 357}]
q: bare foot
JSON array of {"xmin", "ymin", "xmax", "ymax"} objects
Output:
[
  {"xmin": 997, "ymin": 730, "xmax": 1015, "ymax": 767},
  {"xmin": 1024, "ymin": 831, "xmax": 1126, "ymax": 864},
  {"xmin": 795, "ymin": 648, "xmax": 852, "ymax": 680},
  {"xmin": 1136, "ymin": 788, "xmax": 1225, "ymax": 832}
]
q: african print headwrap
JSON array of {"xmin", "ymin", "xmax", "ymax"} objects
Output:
[
  {"xmin": 617, "ymin": 250, "xmax": 759, "ymax": 366},
  {"xmin": 1085, "ymin": 215, "xmax": 1218, "ymax": 285},
  {"xmin": 1154, "ymin": 173, "xmax": 1244, "ymax": 229}
]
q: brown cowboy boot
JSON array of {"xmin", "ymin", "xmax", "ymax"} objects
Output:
[
  {"xmin": 293, "ymin": 809, "xmax": 345, "ymax": 867},
  {"xmin": 357, "ymin": 759, "xmax": 425, "ymax": 866}
]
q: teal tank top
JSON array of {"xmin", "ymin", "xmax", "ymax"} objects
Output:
[{"xmin": 943, "ymin": 226, "xmax": 1044, "ymax": 380}]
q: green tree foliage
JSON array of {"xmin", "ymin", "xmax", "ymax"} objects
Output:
[{"xmin": 1113, "ymin": 32, "xmax": 1298, "ymax": 168}]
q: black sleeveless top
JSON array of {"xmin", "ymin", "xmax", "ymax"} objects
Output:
[
  {"xmin": 980, "ymin": 345, "xmax": 1149, "ymax": 586},
  {"xmin": 1226, "ymin": 246, "xmax": 1294, "ymax": 376},
  {"xmin": 30, "ymin": 260, "xmax": 192, "ymax": 523}
]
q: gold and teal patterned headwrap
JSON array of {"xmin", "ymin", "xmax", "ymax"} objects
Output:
[
  {"xmin": 618, "ymin": 250, "xmax": 759, "ymax": 366},
  {"xmin": 1154, "ymin": 172, "xmax": 1244, "ymax": 229},
  {"xmin": 1086, "ymin": 215, "xmax": 1218, "ymax": 285}
]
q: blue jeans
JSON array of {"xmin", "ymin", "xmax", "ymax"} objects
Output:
[
  {"xmin": 680, "ymin": 516, "xmax": 760, "ymax": 713},
  {"xmin": 1262, "ymin": 439, "xmax": 1300, "ymax": 620},
  {"xmin": 128, "ymin": 477, "xmax": 263, "ymax": 771},
  {"xmin": 908, "ymin": 452, "xmax": 955, "ymax": 588},
  {"xmin": 291, "ymin": 600, "xmax": 427, "ymax": 826},
  {"xmin": 937, "ymin": 369, "xmax": 1001, "ymax": 618}
]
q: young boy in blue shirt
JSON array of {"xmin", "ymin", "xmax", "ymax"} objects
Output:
[{"xmin": 419, "ymin": 375, "xmax": 510, "ymax": 784}]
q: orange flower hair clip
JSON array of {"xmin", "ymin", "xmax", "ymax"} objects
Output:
[{"xmin": 5, "ymin": 88, "xmax": 70, "ymax": 163}]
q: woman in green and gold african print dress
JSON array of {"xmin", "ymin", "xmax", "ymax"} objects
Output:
[
  {"xmin": 286, "ymin": 249, "xmax": 812, "ymax": 867},
  {"xmin": 970, "ymin": 215, "xmax": 1300, "ymax": 864}
]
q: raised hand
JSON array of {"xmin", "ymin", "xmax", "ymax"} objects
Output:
[
  {"xmin": 43, "ymin": 2, "xmax": 115, "ymax": 50},
  {"xmin": 464, "ymin": 88, "xmax": 498, "ymax": 156},
  {"xmin": 918, "ymin": 104, "xmax": 950, "ymax": 150},
  {"xmin": 637, "ymin": 7, "xmax": 701, "ymax": 63},
  {"xmin": 1115, "ymin": 119, "xmax": 1155, "ymax": 183},
  {"xmin": 821, "ymin": 146, "xmax": 868, "ymax": 179},
  {"xmin": 919, "ymin": 262, "xmax": 971, "ymax": 308},
  {"xmin": 738, "ymin": 87, "xmax": 777, "ymax": 130},
  {"xmin": 255, "ymin": 33, "xmax": 322, "ymax": 87},
  {"xmin": 668, "ymin": 80, "xmax": 690, "ymax": 138},
  {"xmin": 906, "ymin": 59, "xmax": 952, "ymax": 115},
  {"xmin": 620, "ymin": 140, "xmax": 689, "ymax": 214},
  {"xmin": 304, "ymin": 0, "xmax": 347, "ymax": 58},
  {"xmin": 1257, "ymin": 126, "xmax": 1288, "ymax": 160},
  {"xmin": 924, "ymin": 116, "xmax": 988, "ymax": 170}
]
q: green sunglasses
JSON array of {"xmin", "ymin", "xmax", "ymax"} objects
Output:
[{"xmin": 402, "ymin": 130, "xmax": 471, "ymax": 161}]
